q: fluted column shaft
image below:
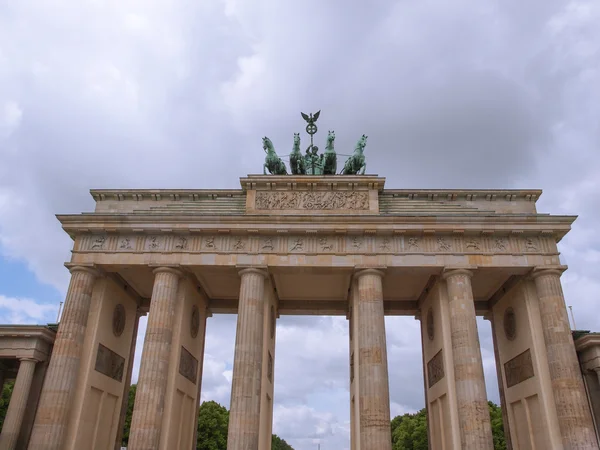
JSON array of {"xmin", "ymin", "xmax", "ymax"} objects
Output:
[
  {"xmin": 128, "ymin": 267, "xmax": 182, "ymax": 450},
  {"xmin": 533, "ymin": 268, "xmax": 599, "ymax": 449},
  {"xmin": 28, "ymin": 266, "xmax": 99, "ymax": 450},
  {"xmin": 443, "ymin": 269, "xmax": 493, "ymax": 450},
  {"xmin": 356, "ymin": 269, "xmax": 392, "ymax": 450},
  {"xmin": 114, "ymin": 308, "xmax": 144, "ymax": 450},
  {"xmin": 227, "ymin": 268, "xmax": 267, "ymax": 450},
  {"xmin": 0, "ymin": 359, "xmax": 37, "ymax": 450}
]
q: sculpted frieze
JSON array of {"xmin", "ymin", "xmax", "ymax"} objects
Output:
[
  {"xmin": 255, "ymin": 191, "xmax": 369, "ymax": 210},
  {"xmin": 82, "ymin": 233, "xmax": 555, "ymax": 256}
]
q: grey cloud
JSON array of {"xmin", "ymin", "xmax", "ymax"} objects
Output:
[{"xmin": 2, "ymin": 1, "xmax": 600, "ymax": 449}]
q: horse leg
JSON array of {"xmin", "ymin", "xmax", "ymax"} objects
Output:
[
  {"xmin": 263, "ymin": 163, "xmax": 268, "ymax": 175},
  {"xmin": 360, "ymin": 163, "xmax": 366, "ymax": 175}
]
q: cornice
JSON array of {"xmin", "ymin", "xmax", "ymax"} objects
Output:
[
  {"xmin": 0, "ymin": 325, "xmax": 57, "ymax": 344},
  {"xmin": 240, "ymin": 175, "xmax": 386, "ymax": 191},
  {"xmin": 90, "ymin": 189, "xmax": 244, "ymax": 202},
  {"xmin": 57, "ymin": 212, "xmax": 576, "ymax": 227}
]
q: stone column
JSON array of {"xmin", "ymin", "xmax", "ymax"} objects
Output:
[
  {"xmin": 355, "ymin": 269, "xmax": 392, "ymax": 450},
  {"xmin": 0, "ymin": 358, "xmax": 37, "ymax": 450},
  {"xmin": 128, "ymin": 267, "xmax": 182, "ymax": 450},
  {"xmin": 227, "ymin": 268, "xmax": 268, "ymax": 450},
  {"xmin": 532, "ymin": 268, "xmax": 599, "ymax": 449},
  {"xmin": 114, "ymin": 307, "xmax": 146, "ymax": 450},
  {"xmin": 28, "ymin": 265, "xmax": 99, "ymax": 450},
  {"xmin": 595, "ymin": 368, "xmax": 600, "ymax": 387},
  {"xmin": 443, "ymin": 269, "xmax": 493, "ymax": 450},
  {"xmin": 484, "ymin": 314, "xmax": 513, "ymax": 450}
]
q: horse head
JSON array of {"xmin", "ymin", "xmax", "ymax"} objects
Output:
[
  {"xmin": 355, "ymin": 134, "xmax": 368, "ymax": 153},
  {"xmin": 326, "ymin": 130, "xmax": 336, "ymax": 147},
  {"xmin": 293, "ymin": 133, "xmax": 301, "ymax": 149},
  {"xmin": 263, "ymin": 136, "xmax": 274, "ymax": 153}
]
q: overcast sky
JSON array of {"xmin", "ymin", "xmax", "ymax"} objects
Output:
[{"xmin": 1, "ymin": 1, "xmax": 599, "ymax": 449}]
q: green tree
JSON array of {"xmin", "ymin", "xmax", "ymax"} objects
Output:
[
  {"xmin": 391, "ymin": 409, "xmax": 428, "ymax": 450},
  {"xmin": 272, "ymin": 434, "xmax": 294, "ymax": 450},
  {"xmin": 488, "ymin": 401, "xmax": 507, "ymax": 450},
  {"xmin": 121, "ymin": 383, "xmax": 136, "ymax": 446},
  {"xmin": 0, "ymin": 381, "xmax": 14, "ymax": 432},
  {"xmin": 197, "ymin": 400, "xmax": 229, "ymax": 450},
  {"xmin": 390, "ymin": 402, "xmax": 506, "ymax": 450}
]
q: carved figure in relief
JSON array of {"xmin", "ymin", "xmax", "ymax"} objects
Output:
[
  {"xmin": 149, "ymin": 236, "xmax": 160, "ymax": 249},
  {"xmin": 204, "ymin": 236, "xmax": 216, "ymax": 249},
  {"xmin": 437, "ymin": 237, "xmax": 451, "ymax": 251},
  {"xmin": 263, "ymin": 137, "xmax": 288, "ymax": 175},
  {"xmin": 323, "ymin": 131, "xmax": 337, "ymax": 175},
  {"xmin": 290, "ymin": 238, "xmax": 304, "ymax": 251},
  {"xmin": 466, "ymin": 239, "xmax": 480, "ymax": 250},
  {"xmin": 119, "ymin": 238, "xmax": 132, "ymax": 250},
  {"xmin": 341, "ymin": 134, "xmax": 367, "ymax": 175},
  {"xmin": 380, "ymin": 238, "xmax": 391, "ymax": 251},
  {"xmin": 91, "ymin": 236, "xmax": 106, "ymax": 249},
  {"xmin": 525, "ymin": 238, "xmax": 537, "ymax": 251},
  {"xmin": 262, "ymin": 237, "xmax": 274, "ymax": 250},
  {"xmin": 494, "ymin": 238, "xmax": 507, "ymax": 251},
  {"xmin": 289, "ymin": 133, "xmax": 306, "ymax": 175},
  {"xmin": 233, "ymin": 238, "xmax": 246, "ymax": 250},
  {"xmin": 408, "ymin": 237, "xmax": 419, "ymax": 250},
  {"xmin": 175, "ymin": 236, "xmax": 188, "ymax": 250},
  {"xmin": 351, "ymin": 237, "xmax": 363, "ymax": 250},
  {"xmin": 319, "ymin": 237, "xmax": 333, "ymax": 251}
]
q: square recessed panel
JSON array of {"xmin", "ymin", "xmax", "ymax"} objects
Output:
[
  {"xmin": 273, "ymin": 269, "xmax": 352, "ymax": 301},
  {"xmin": 383, "ymin": 267, "xmax": 435, "ymax": 301},
  {"xmin": 193, "ymin": 267, "xmax": 241, "ymax": 299},
  {"xmin": 471, "ymin": 268, "xmax": 520, "ymax": 301},
  {"xmin": 118, "ymin": 266, "xmax": 155, "ymax": 298}
]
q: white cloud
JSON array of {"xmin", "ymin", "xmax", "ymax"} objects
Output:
[{"xmin": 0, "ymin": 295, "xmax": 58, "ymax": 324}]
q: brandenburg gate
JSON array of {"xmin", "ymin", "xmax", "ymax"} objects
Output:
[{"xmin": 18, "ymin": 117, "xmax": 600, "ymax": 450}]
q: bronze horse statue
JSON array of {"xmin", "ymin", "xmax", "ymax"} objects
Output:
[
  {"xmin": 263, "ymin": 137, "xmax": 287, "ymax": 175},
  {"xmin": 342, "ymin": 134, "xmax": 367, "ymax": 175},
  {"xmin": 289, "ymin": 133, "xmax": 306, "ymax": 175}
]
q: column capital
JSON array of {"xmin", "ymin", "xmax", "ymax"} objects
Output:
[
  {"xmin": 151, "ymin": 266, "xmax": 184, "ymax": 278},
  {"xmin": 532, "ymin": 266, "xmax": 567, "ymax": 280},
  {"xmin": 18, "ymin": 357, "xmax": 39, "ymax": 363},
  {"xmin": 65, "ymin": 264, "xmax": 103, "ymax": 278},
  {"xmin": 354, "ymin": 267, "xmax": 386, "ymax": 279},
  {"xmin": 442, "ymin": 267, "xmax": 474, "ymax": 280},
  {"xmin": 237, "ymin": 266, "xmax": 269, "ymax": 278}
]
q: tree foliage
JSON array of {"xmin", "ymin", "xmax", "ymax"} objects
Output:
[
  {"xmin": 390, "ymin": 402, "xmax": 507, "ymax": 450},
  {"xmin": 271, "ymin": 434, "xmax": 294, "ymax": 450},
  {"xmin": 121, "ymin": 383, "xmax": 136, "ymax": 447},
  {"xmin": 0, "ymin": 381, "xmax": 14, "ymax": 432},
  {"xmin": 197, "ymin": 400, "xmax": 229, "ymax": 450}
]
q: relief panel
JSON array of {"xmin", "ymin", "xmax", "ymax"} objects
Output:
[
  {"xmin": 427, "ymin": 349, "xmax": 444, "ymax": 388},
  {"xmin": 255, "ymin": 191, "xmax": 369, "ymax": 210},
  {"xmin": 504, "ymin": 348, "xmax": 534, "ymax": 388},
  {"xmin": 95, "ymin": 343, "xmax": 125, "ymax": 382},
  {"xmin": 179, "ymin": 346, "xmax": 198, "ymax": 384}
]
